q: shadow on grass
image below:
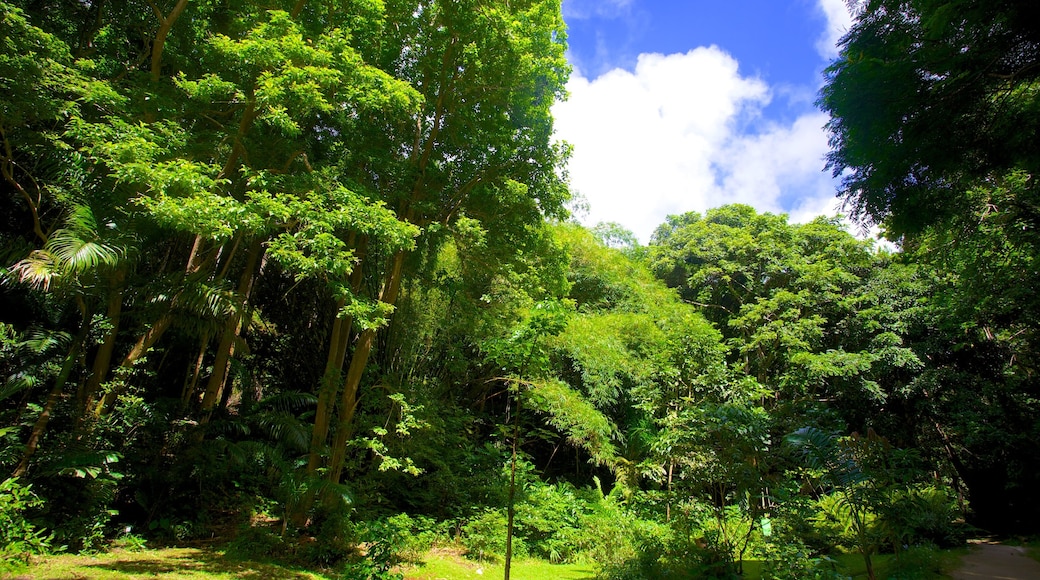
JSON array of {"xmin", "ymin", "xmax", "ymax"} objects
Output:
[{"xmin": 83, "ymin": 548, "xmax": 318, "ymax": 579}]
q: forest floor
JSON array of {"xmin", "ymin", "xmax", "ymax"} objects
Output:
[{"xmin": 950, "ymin": 539, "xmax": 1040, "ymax": 580}]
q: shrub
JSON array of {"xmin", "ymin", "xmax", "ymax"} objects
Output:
[
  {"xmin": 462, "ymin": 509, "xmax": 518, "ymax": 561},
  {"xmin": 225, "ymin": 525, "xmax": 287, "ymax": 562},
  {"xmin": 760, "ymin": 540, "xmax": 849, "ymax": 580},
  {"xmin": 382, "ymin": 513, "xmax": 453, "ymax": 563},
  {"xmin": 0, "ymin": 478, "xmax": 52, "ymax": 570},
  {"xmin": 879, "ymin": 485, "xmax": 966, "ymax": 549},
  {"xmin": 885, "ymin": 544, "xmax": 945, "ymax": 580}
]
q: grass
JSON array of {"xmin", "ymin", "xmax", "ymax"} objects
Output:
[
  {"xmin": 397, "ymin": 550, "xmax": 595, "ymax": 580},
  {"xmin": 15, "ymin": 547, "xmax": 595, "ymax": 580},
  {"xmin": 1013, "ymin": 536, "xmax": 1040, "ymax": 564},
  {"xmin": 13, "ymin": 547, "xmax": 328, "ymax": 580},
  {"xmin": 12, "ymin": 544, "xmax": 966, "ymax": 580},
  {"xmin": 829, "ymin": 548, "xmax": 963, "ymax": 579}
]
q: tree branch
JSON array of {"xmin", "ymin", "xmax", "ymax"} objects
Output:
[
  {"xmin": 150, "ymin": 0, "xmax": 190, "ymax": 83},
  {"xmin": 1, "ymin": 125, "xmax": 47, "ymax": 243}
]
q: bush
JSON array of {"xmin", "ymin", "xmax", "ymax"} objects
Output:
[
  {"xmin": 880, "ymin": 485, "xmax": 966, "ymax": 549},
  {"xmin": 339, "ymin": 519, "xmax": 404, "ymax": 580},
  {"xmin": 382, "ymin": 513, "xmax": 453, "ymax": 563},
  {"xmin": 0, "ymin": 478, "xmax": 52, "ymax": 570},
  {"xmin": 462, "ymin": 509, "xmax": 518, "ymax": 562},
  {"xmin": 225, "ymin": 525, "xmax": 287, "ymax": 562},
  {"xmin": 760, "ymin": 540, "xmax": 849, "ymax": 580},
  {"xmin": 514, "ymin": 481, "xmax": 586, "ymax": 563}
]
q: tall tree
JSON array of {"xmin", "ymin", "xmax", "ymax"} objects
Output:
[
  {"xmin": 821, "ymin": 0, "xmax": 1040, "ymax": 531},
  {"xmin": 820, "ymin": 0, "xmax": 1040, "ymax": 237}
]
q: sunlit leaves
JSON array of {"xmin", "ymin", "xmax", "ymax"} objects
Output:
[
  {"xmin": 11, "ymin": 205, "xmax": 127, "ymax": 291},
  {"xmin": 524, "ymin": 377, "xmax": 618, "ymax": 467}
]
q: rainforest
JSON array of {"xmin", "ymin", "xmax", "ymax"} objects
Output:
[{"xmin": 2, "ymin": 1, "xmax": 1039, "ymax": 578}]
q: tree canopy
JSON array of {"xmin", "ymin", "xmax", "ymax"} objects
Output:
[
  {"xmin": 819, "ymin": 0, "xmax": 1040, "ymax": 237},
  {"xmin": 1, "ymin": 0, "xmax": 1038, "ymax": 576}
]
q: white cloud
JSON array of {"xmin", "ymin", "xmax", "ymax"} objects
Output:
[
  {"xmin": 815, "ymin": 0, "xmax": 854, "ymax": 59},
  {"xmin": 552, "ymin": 47, "xmax": 841, "ymax": 243}
]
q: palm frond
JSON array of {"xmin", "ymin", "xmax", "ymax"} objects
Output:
[
  {"xmin": 210, "ymin": 416, "xmax": 252, "ymax": 438},
  {"xmin": 258, "ymin": 390, "xmax": 318, "ymax": 414},
  {"xmin": 47, "ymin": 227, "xmax": 123, "ymax": 276},
  {"xmin": 175, "ymin": 279, "xmax": 236, "ymax": 319},
  {"xmin": 786, "ymin": 426, "xmax": 865, "ymax": 488},
  {"xmin": 254, "ymin": 411, "xmax": 311, "ymax": 453},
  {"xmin": 9, "ymin": 249, "xmax": 61, "ymax": 291},
  {"xmin": 21, "ymin": 328, "xmax": 72, "ymax": 356},
  {"xmin": 295, "ymin": 473, "xmax": 353, "ymax": 509},
  {"xmin": 1, "ymin": 372, "xmax": 39, "ymax": 400}
]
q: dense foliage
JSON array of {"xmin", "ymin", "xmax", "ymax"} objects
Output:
[{"xmin": 1, "ymin": 0, "xmax": 1037, "ymax": 578}]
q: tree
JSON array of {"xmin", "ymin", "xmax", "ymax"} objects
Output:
[
  {"xmin": 820, "ymin": 0, "xmax": 1040, "ymax": 238},
  {"xmin": 647, "ymin": 205, "xmax": 908, "ymax": 429},
  {"xmin": 822, "ymin": 1, "xmax": 1040, "ymax": 531},
  {"xmin": 0, "ymin": 0, "xmax": 573, "ymax": 540}
]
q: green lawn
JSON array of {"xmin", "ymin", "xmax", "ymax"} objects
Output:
[
  {"xmin": 398, "ymin": 551, "xmax": 595, "ymax": 580},
  {"xmin": 15, "ymin": 548, "xmax": 595, "ymax": 580},
  {"xmin": 13, "ymin": 547, "xmax": 326, "ymax": 580},
  {"xmin": 13, "ymin": 545, "xmax": 962, "ymax": 580}
]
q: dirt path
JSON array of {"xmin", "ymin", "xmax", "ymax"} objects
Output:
[{"xmin": 950, "ymin": 539, "xmax": 1040, "ymax": 580}]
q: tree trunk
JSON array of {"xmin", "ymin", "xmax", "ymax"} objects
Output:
[
  {"xmin": 666, "ymin": 461, "xmax": 674, "ymax": 522},
  {"xmin": 94, "ymin": 313, "xmax": 173, "ymax": 415},
  {"xmin": 13, "ymin": 320, "xmax": 90, "ymax": 477},
  {"xmin": 307, "ymin": 236, "xmax": 365, "ymax": 475},
  {"xmin": 199, "ymin": 240, "xmax": 263, "ymax": 422},
  {"xmin": 326, "ymin": 250, "xmax": 405, "ymax": 484},
  {"xmin": 504, "ymin": 386, "xmax": 521, "ymax": 580},
  {"xmin": 149, "ymin": 0, "xmax": 190, "ymax": 84},
  {"xmin": 307, "ymin": 302, "xmax": 348, "ymax": 474},
  {"xmin": 96, "ymin": 235, "xmax": 214, "ymax": 416},
  {"xmin": 80, "ymin": 270, "xmax": 124, "ymax": 416},
  {"xmin": 181, "ymin": 335, "xmax": 209, "ymax": 411}
]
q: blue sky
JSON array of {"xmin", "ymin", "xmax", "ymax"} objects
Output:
[{"xmin": 552, "ymin": 0, "xmax": 856, "ymax": 242}]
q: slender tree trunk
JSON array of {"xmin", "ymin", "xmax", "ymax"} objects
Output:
[
  {"xmin": 80, "ymin": 270, "xmax": 125, "ymax": 416},
  {"xmin": 94, "ymin": 313, "xmax": 173, "ymax": 415},
  {"xmin": 666, "ymin": 461, "xmax": 674, "ymax": 522},
  {"xmin": 504, "ymin": 386, "xmax": 521, "ymax": 580},
  {"xmin": 1, "ymin": 126, "xmax": 46, "ymax": 243},
  {"xmin": 96, "ymin": 236, "xmax": 213, "ymax": 416},
  {"xmin": 149, "ymin": 0, "xmax": 190, "ymax": 84},
  {"xmin": 13, "ymin": 319, "xmax": 90, "ymax": 477},
  {"xmin": 181, "ymin": 334, "xmax": 209, "ymax": 410},
  {"xmin": 199, "ymin": 240, "xmax": 263, "ymax": 422},
  {"xmin": 326, "ymin": 250, "xmax": 405, "ymax": 484},
  {"xmin": 848, "ymin": 495, "xmax": 876, "ymax": 580},
  {"xmin": 307, "ymin": 237, "xmax": 365, "ymax": 475},
  {"xmin": 307, "ymin": 302, "xmax": 347, "ymax": 474}
]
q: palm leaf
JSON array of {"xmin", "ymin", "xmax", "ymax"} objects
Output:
[
  {"xmin": 257, "ymin": 391, "xmax": 318, "ymax": 414},
  {"xmin": 786, "ymin": 426, "xmax": 865, "ymax": 488},
  {"xmin": 47, "ymin": 205, "xmax": 125, "ymax": 275},
  {"xmin": 1, "ymin": 372, "xmax": 39, "ymax": 401},
  {"xmin": 9, "ymin": 249, "xmax": 61, "ymax": 291},
  {"xmin": 253, "ymin": 411, "xmax": 311, "ymax": 453}
]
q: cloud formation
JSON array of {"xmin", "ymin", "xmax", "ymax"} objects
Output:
[
  {"xmin": 553, "ymin": 47, "xmax": 841, "ymax": 243},
  {"xmin": 815, "ymin": 0, "xmax": 854, "ymax": 59}
]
